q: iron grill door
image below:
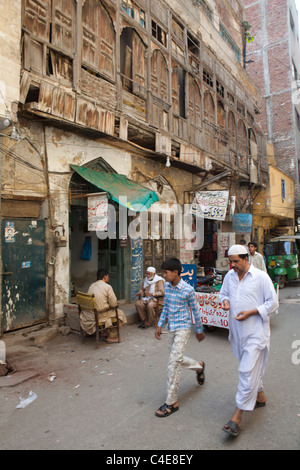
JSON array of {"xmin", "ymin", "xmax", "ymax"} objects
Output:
[{"xmin": 2, "ymin": 219, "xmax": 46, "ymax": 332}]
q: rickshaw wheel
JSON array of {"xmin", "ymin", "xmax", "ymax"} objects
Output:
[{"xmin": 275, "ymin": 275, "xmax": 286, "ymax": 289}]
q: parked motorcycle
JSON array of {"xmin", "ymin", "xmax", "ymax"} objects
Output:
[{"xmin": 195, "ymin": 267, "xmax": 224, "ymax": 293}]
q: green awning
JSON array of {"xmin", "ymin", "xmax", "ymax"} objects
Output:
[{"xmin": 71, "ymin": 164, "xmax": 159, "ymax": 211}]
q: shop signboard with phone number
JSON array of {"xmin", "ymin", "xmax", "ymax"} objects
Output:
[{"xmin": 195, "ymin": 292, "xmax": 229, "ymax": 329}]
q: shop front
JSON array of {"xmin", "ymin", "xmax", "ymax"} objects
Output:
[{"xmin": 69, "ymin": 163, "xmax": 159, "ymax": 302}]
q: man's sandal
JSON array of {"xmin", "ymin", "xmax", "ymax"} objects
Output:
[
  {"xmin": 222, "ymin": 420, "xmax": 241, "ymax": 437},
  {"xmin": 254, "ymin": 400, "xmax": 266, "ymax": 409},
  {"xmin": 155, "ymin": 403, "xmax": 179, "ymax": 418},
  {"xmin": 196, "ymin": 361, "xmax": 205, "ymax": 385}
]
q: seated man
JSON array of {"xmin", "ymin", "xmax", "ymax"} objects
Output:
[
  {"xmin": 80, "ymin": 269, "xmax": 127, "ymax": 343},
  {"xmin": 135, "ymin": 267, "xmax": 165, "ymax": 328}
]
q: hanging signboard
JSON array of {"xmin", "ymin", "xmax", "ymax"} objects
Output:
[
  {"xmin": 191, "ymin": 191, "xmax": 229, "ymax": 221},
  {"xmin": 87, "ymin": 193, "xmax": 108, "ymax": 231},
  {"xmin": 232, "ymin": 213, "xmax": 252, "ymax": 232}
]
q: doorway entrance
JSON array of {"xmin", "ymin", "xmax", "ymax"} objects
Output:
[
  {"xmin": 1, "ymin": 219, "xmax": 46, "ymax": 332},
  {"xmin": 69, "ymin": 173, "xmax": 129, "ymax": 301}
]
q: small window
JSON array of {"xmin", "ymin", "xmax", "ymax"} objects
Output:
[
  {"xmin": 172, "ymin": 18, "xmax": 184, "ymax": 42},
  {"xmin": 203, "ymin": 69, "xmax": 213, "ymax": 87},
  {"xmin": 121, "ymin": 0, "xmax": 134, "ymax": 18},
  {"xmin": 197, "ymin": 0, "xmax": 213, "ymax": 22},
  {"xmin": 219, "ymin": 23, "xmax": 241, "ymax": 62},
  {"xmin": 121, "ymin": 0, "xmax": 146, "ymax": 27},
  {"xmin": 237, "ymin": 101, "xmax": 245, "ymax": 116},
  {"xmin": 216, "ymin": 80, "xmax": 224, "ymax": 98},
  {"xmin": 227, "ymin": 92, "xmax": 235, "ymax": 105},
  {"xmin": 152, "ymin": 20, "xmax": 167, "ymax": 47},
  {"xmin": 281, "ymin": 178, "xmax": 286, "ymax": 200}
]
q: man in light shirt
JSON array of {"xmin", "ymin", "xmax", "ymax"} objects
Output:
[
  {"xmin": 220, "ymin": 245, "xmax": 278, "ymax": 437},
  {"xmin": 248, "ymin": 241, "xmax": 267, "ymax": 272}
]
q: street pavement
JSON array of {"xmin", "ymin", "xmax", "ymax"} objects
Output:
[{"xmin": 0, "ymin": 284, "xmax": 299, "ymax": 451}]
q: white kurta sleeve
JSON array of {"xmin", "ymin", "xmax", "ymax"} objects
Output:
[
  {"xmin": 219, "ymin": 273, "xmax": 230, "ymax": 303},
  {"xmin": 256, "ymin": 274, "xmax": 279, "ymax": 322}
]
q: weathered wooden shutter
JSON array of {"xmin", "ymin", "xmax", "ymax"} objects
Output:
[
  {"xmin": 99, "ymin": 5, "xmax": 115, "ymax": 80},
  {"xmin": 132, "ymin": 31, "xmax": 146, "ymax": 98},
  {"xmin": 23, "ymin": 0, "xmax": 50, "ymax": 41},
  {"xmin": 82, "ymin": 0, "xmax": 98, "ymax": 69},
  {"xmin": 51, "ymin": 0, "xmax": 74, "ymax": 53},
  {"xmin": 189, "ymin": 78, "xmax": 201, "ymax": 127}
]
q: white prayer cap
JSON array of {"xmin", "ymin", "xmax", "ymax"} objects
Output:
[
  {"xmin": 146, "ymin": 267, "xmax": 156, "ymax": 273},
  {"xmin": 228, "ymin": 244, "xmax": 248, "ymax": 256}
]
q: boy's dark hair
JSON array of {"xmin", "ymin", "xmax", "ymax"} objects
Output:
[
  {"xmin": 97, "ymin": 269, "xmax": 109, "ymax": 280},
  {"xmin": 248, "ymin": 241, "xmax": 257, "ymax": 249},
  {"xmin": 161, "ymin": 258, "xmax": 182, "ymax": 276}
]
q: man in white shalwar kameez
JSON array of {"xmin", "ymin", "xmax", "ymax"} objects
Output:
[{"xmin": 220, "ymin": 244, "xmax": 278, "ymax": 437}]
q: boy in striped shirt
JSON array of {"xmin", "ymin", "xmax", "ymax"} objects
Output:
[{"xmin": 155, "ymin": 258, "xmax": 205, "ymax": 418}]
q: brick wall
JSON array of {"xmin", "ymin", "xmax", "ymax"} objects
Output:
[{"xmin": 242, "ymin": 0, "xmax": 297, "ymax": 185}]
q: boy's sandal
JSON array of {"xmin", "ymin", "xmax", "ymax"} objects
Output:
[
  {"xmin": 155, "ymin": 403, "xmax": 179, "ymax": 418},
  {"xmin": 196, "ymin": 361, "xmax": 205, "ymax": 385}
]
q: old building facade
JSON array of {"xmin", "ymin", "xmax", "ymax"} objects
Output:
[{"xmin": 0, "ymin": 0, "xmax": 270, "ymax": 332}]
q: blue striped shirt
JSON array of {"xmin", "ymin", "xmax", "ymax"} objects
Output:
[{"xmin": 158, "ymin": 279, "xmax": 203, "ymax": 334}]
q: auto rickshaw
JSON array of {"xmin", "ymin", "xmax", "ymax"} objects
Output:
[{"xmin": 264, "ymin": 235, "xmax": 300, "ymax": 288}]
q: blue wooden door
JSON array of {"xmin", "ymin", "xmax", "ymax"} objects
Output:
[{"xmin": 2, "ymin": 219, "xmax": 46, "ymax": 332}]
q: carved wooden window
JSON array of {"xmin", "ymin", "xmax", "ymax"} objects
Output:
[
  {"xmin": 203, "ymin": 90, "xmax": 215, "ymax": 153},
  {"xmin": 172, "ymin": 66, "xmax": 185, "ymax": 118},
  {"xmin": 249, "ymin": 129, "xmax": 257, "ymax": 161},
  {"xmin": 151, "ymin": 50, "xmax": 169, "ymax": 130},
  {"xmin": 188, "ymin": 78, "xmax": 201, "ymax": 128},
  {"xmin": 120, "ymin": 27, "xmax": 146, "ymax": 98},
  {"xmin": 188, "ymin": 33, "xmax": 200, "ymax": 74},
  {"xmin": 150, "ymin": 50, "xmax": 168, "ymax": 102},
  {"xmin": 217, "ymin": 101, "xmax": 225, "ymax": 129},
  {"xmin": 82, "ymin": 0, "xmax": 115, "ymax": 81},
  {"xmin": 228, "ymin": 111, "xmax": 236, "ymax": 150},
  {"xmin": 238, "ymin": 120, "xmax": 248, "ymax": 169},
  {"xmin": 22, "ymin": 0, "xmax": 75, "ymax": 81},
  {"xmin": 52, "ymin": 0, "xmax": 74, "ymax": 53},
  {"xmin": 23, "ymin": 0, "xmax": 50, "ymax": 41},
  {"xmin": 203, "ymin": 90, "xmax": 214, "ymax": 123}
]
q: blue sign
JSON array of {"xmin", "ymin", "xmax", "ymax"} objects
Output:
[
  {"xmin": 232, "ymin": 213, "xmax": 252, "ymax": 233},
  {"xmin": 181, "ymin": 264, "xmax": 197, "ymax": 289}
]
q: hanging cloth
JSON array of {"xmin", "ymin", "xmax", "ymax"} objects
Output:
[{"xmin": 81, "ymin": 236, "xmax": 92, "ymax": 260}]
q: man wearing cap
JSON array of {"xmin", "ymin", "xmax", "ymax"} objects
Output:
[
  {"xmin": 220, "ymin": 244, "xmax": 278, "ymax": 437},
  {"xmin": 135, "ymin": 267, "xmax": 165, "ymax": 328}
]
